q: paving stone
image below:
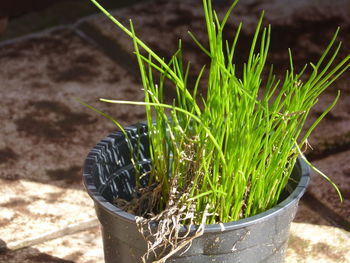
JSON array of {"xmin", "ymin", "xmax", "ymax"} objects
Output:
[
  {"xmin": 0, "ymin": 0, "xmax": 152, "ymax": 42},
  {"xmin": 251, "ymin": 0, "xmax": 350, "ymax": 33},
  {"xmin": 293, "ymin": 201, "xmax": 332, "ymax": 226},
  {"xmin": 82, "ymin": 0, "xmax": 350, "ymax": 72},
  {"xmin": 302, "ymin": 87, "xmax": 350, "ymax": 160},
  {"xmin": 287, "ymin": 222, "xmax": 350, "ymax": 263},
  {"xmin": 307, "ymin": 150, "xmax": 350, "ymax": 227},
  {"xmin": 79, "ymin": 0, "xmax": 211, "ymax": 97},
  {"xmin": 3, "ymin": 222, "xmax": 347, "ymax": 263},
  {"xmin": 0, "ymin": 179, "xmax": 95, "ymax": 243},
  {"xmin": 33, "ymin": 226, "xmax": 104, "ymax": 263},
  {"xmin": 0, "ymin": 28, "xmax": 146, "ymax": 184},
  {"xmin": 0, "ymin": 226, "xmax": 103, "ymax": 263},
  {"xmin": 0, "ymin": 27, "xmax": 145, "ymax": 262},
  {"xmin": 0, "ymin": 247, "xmax": 75, "ymax": 263}
]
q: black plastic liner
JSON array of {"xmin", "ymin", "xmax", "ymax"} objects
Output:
[{"xmin": 83, "ymin": 123, "xmax": 310, "ymax": 263}]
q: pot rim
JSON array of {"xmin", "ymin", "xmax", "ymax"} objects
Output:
[{"xmin": 83, "ymin": 132, "xmax": 310, "ymax": 233}]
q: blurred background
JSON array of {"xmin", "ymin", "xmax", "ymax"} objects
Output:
[{"xmin": 0, "ymin": 0, "xmax": 349, "ymax": 262}]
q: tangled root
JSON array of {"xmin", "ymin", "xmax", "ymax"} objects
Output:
[
  {"xmin": 114, "ymin": 137, "xmax": 208, "ymax": 262},
  {"xmin": 136, "ymin": 200, "xmax": 209, "ymax": 263},
  {"xmin": 113, "ymin": 183, "xmax": 162, "ymax": 217}
]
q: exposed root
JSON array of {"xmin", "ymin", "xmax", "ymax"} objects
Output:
[
  {"xmin": 113, "ymin": 183, "xmax": 162, "ymax": 217},
  {"xmin": 113, "ymin": 136, "xmax": 208, "ymax": 262},
  {"xmin": 136, "ymin": 202, "xmax": 209, "ymax": 263},
  {"xmin": 114, "ymin": 183, "xmax": 209, "ymax": 263},
  {"xmin": 136, "ymin": 156, "xmax": 209, "ymax": 263}
]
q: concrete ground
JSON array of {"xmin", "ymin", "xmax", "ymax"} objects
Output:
[{"xmin": 0, "ymin": 0, "xmax": 349, "ymax": 262}]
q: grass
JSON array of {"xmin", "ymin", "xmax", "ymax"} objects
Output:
[
  {"xmin": 84, "ymin": 0, "xmax": 350, "ymax": 261},
  {"xmin": 91, "ymin": 0, "xmax": 349, "ymax": 224}
]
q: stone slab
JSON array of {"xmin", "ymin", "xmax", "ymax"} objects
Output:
[
  {"xmin": 301, "ymin": 83, "xmax": 350, "ymax": 160},
  {"xmin": 0, "ymin": 179, "xmax": 95, "ymax": 243},
  {"xmin": 33, "ymin": 226, "xmax": 103, "ymax": 263},
  {"xmin": 84, "ymin": 0, "xmax": 350, "ymax": 53},
  {"xmin": 0, "ymin": 28, "xmax": 146, "ymax": 184},
  {"xmin": 0, "ymin": 227, "xmax": 103, "ymax": 263},
  {"xmin": 287, "ymin": 222, "xmax": 350, "ymax": 263},
  {"xmin": 307, "ymin": 149, "xmax": 350, "ymax": 225},
  {"xmin": 293, "ymin": 201, "xmax": 332, "ymax": 226},
  {"xmin": 0, "ymin": 0, "xmax": 152, "ymax": 42},
  {"xmin": 2, "ymin": 222, "xmax": 348, "ymax": 263},
  {"xmin": 0, "ymin": 27, "xmax": 145, "ymax": 262}
]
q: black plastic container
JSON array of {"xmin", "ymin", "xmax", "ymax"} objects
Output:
[{"xmin": 83, "ymin": 123, "xmax": 310, "ymax": 263}]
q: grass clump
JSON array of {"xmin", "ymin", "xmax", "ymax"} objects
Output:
[{"xmin": 88, "ymin": 0, "xmax": 349, "ymax": 261}]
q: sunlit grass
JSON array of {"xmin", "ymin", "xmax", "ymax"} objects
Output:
[{"xmin": 90, "ymin": 0, "xmax": 349, "ymax": 224}]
